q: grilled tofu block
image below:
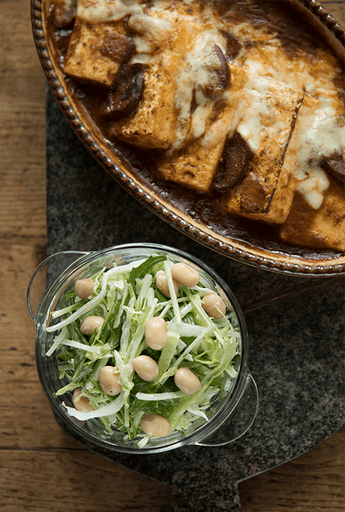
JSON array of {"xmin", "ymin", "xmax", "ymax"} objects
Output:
[
  {"xmin": 157, "ymin": 135, "xmax": 227, "ymax": 193},
  {"xmin": 111, "ymin": 61, "xmax": 177, "ymax": 149},
  {"xmin": 64, "ymin": 19, "xmax": 129, "ymax": 86},
  {"xmin": 112, "ymin": 17, "xmax": 214, "ymax": 150},
  {"xmin": 112, "ymin": 16, "xmax": 232, "ymax": 152},
  {"xmin": 220, "ymin": 83, "xmax": 304, "ymax": 224},
  {"xmin": 157, "ymin": 98, "xmax": 237, "ymax": 193},
  {"xmin": 279, "ymin": 174, "xmax": 345, "ymax": 251},
  {"xmin": 278, "ymin": 91, "xmax": 345, "ymax": 250},
  {"xmin": 155, "ymin": 62, "xmax": 247, "ymax": 193}
]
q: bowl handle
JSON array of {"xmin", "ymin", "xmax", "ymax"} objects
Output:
[
  {"xmin": 195, "ymin": 372, "xmax": 259, "ymax": 447},
  {"xmin": 27, "ymin": 250, "xmax": 89, "ymax": 324}
]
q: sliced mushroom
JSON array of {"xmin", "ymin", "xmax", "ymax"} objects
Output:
[
  {"xmin": 214, "ymin": 45, "xmax": 230, "ymax": 88},
  {"xmin": 104, "ymin": 63, "xmax": 146, "ymax": 118},
  {"xmin": 321, "ymin": 155, "xmax": 345, "ymax": 182},
  {"xmin": 214, "ymin": 131, "xmax": 251, "ymax": 192},
  {"xmin": 202, "ymin": 45, "xmax": 230, "ymax": 98},
  {"xmin": 220, "ymin": 30, "xmax": 242, "ymax": 61},
  {"xmin": 100, "ymin": 32, "xmax": 135, "ymax": 63}
]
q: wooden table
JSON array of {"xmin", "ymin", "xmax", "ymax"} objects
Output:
[{"xmin": 1, "ymin": 1, "xmax": 344, "ymax": 510}]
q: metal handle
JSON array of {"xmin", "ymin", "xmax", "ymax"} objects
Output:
[
  {"xmin": 195, "ymin": 372, "xmax": 259, "ymax": 447},
  {"xmin": 27, "ymin": 250, "xmax": 89, "ymax": 323}
]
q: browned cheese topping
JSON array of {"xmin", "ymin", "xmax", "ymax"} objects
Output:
[{"xmin": 46, "ymin": 0, "xmax": 345, "ymax": 252}]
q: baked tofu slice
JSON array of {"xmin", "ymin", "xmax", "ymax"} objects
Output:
[
  {"xmin": 156, "ymin": 101, "xmax": 236, "ymax": 193},
  {"xmin": 279, "ymin": 173, "xmax": 345, "ymax": 252},
  {"xmin": 112, "ymin": 14, "xmax": 234, "ymax": 153},
  {"xmin": 220, "ymin": 83, "xmax": 304, "ymax": 224},
  {"xmin": 155, "ymin": 62, "xmax": 247, "ymax": 193},
  {"xmin": 64, "ymin": 19, "xmax": 129, "ymax": 86},
  {"xmin": 111, "ymin": 17, "xmax": 216, "ymax": 151},
  {"xmin": 156, "ymin": 135, "xmax": 227, "ymax": 193},
  {"xmin": 111, "ymin": 61, "xmax": 177, "ymax": 150}
]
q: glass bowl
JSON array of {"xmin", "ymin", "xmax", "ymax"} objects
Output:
[{"xmin": 27, "ymin": 243, "xmax": 258, "ymax": 454}]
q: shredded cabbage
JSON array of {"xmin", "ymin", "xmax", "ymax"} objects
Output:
[{"xmin": 47, "ymin": 254, "xmax": 240, "ymax": 446}]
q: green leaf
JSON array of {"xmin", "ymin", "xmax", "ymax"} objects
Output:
[{"xmin": 128, "ymin": 255, "xmax": 167, "ymax": 285}]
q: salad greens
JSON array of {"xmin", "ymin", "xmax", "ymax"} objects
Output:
[{"xmin": 46, "ymin": 254, "xmax": 241, "ymax": 447}]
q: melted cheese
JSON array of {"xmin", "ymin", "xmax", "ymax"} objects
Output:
[
  {"xmin": 296, "ymin": 165, "xmax": 330, "ymax": 210},
  {"xmin": 296, "ymin": 97, "xmax": 345, "ymax": 163},
  {"xmin": 171, "ymin": 28, "xmax": 227, "ymax": 149},
  {"xmin": 237, "ymin": 88, "xmax": 279, "ymax": 153},
  {"xmin": 77, "ymin": 0, "xmax": 141, "ymax": 22}
]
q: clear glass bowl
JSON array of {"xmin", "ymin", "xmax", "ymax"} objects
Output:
[{"xmin": 27, "ymin": 243, "xmax": 258, "ymax": 454}]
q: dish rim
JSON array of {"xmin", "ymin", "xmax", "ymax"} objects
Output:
[{"xmin": 31, "ymin": 0, "xmax": 345, "ymax": 277}]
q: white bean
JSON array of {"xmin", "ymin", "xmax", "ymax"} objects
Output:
[
  {"xmin": 80, "ymin": 315, "xmax": 104, "ymax": 335},
  {"xmin": 171, "ymin": 263, "xmax": 200, "ymax": 287},
  {"xmin": 145, "ymin": 317, "xmax": 168, "ymax": 350},
  {"xmin": 74, "ymin": 278, "xmax": 95, "ymax": 299},
  {"xmin": 98, "ymin": 366, "xmax": 122, "ymax": 396},
  {"xmin": 174, "ymin": 367, "xmax": 201, "ymax": 395},
  {"xmin": 72, "ymin": 388, "xmax": 94, "ymax": 412},
  {"xmin": 132, "ymin": 355, "xmax": 159, "ymax": 382},
  {"xmin": 141, "ymin": 414, "xmax": 170, "ymax": 437},
  {"xmin": 201, "ymin": 292, "xmax": 226, "ymax": 319},
  {"xmin": 156, "ymin": 271, "xmax": 179, "ymax": 298}
]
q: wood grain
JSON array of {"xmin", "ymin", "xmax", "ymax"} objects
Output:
[
  {"xmin": 1, "ymin": 450, "xmax": 171, "ymax": 512},
  {"xmin": 0, "ymin": 1, "xmax": 344, "ymax": 511},
  {"xmin": 239, "ymin": 429, "xmax": 345, "ymax": 511}
]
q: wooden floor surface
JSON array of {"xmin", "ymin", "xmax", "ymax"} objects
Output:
[{"xmin": 1, "ymin": 1, "xmax": 344, "ymax": 510}]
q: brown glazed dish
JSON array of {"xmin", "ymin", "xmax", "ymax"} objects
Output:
[{"xmin": 31, "ymin": 0, "xmax": 345, "ymax": 276}]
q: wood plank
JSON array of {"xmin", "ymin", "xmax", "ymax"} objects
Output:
[
  {"xmin": 239, "ymin": 429, "xmax": 345, "ymax": 511},
  {"xmin": 0, "ymin": 0, "xmax": 47, "ymax": 240},
  {"xmin": 0, "ymin": 450, "xmax": 171, "ymax": 512},
  {"xmin": 0, "ymin": 243, "xmax": 70, "ymax": 449}
]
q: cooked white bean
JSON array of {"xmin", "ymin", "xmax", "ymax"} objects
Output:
[
  {"xmin": 72, "ymin": 388, "xmax": 94, "ymax": 412},
  {"xmin": 171, "ymin": 263, "xmax": 200, "ymax": 287},
  {"xmin": 140, "ymin": 414, "xmax": 170, "ymax": 437},
  {"xmin": 145, "ymin": 317, "xmax": 168, "ymax": 350},
  {"xmin": 80, "ymin": 315, "xmax": 104, "ymax": 335},
  {"xmin": 174, "ymin": 367, "xmax": 201, "ymax": 395},
  {"xmin": 201, "ymin": 292, "xmax": 226, "ymax": 319},
  {"xmin": 98, "ymin": 366, "xmax": 122, "ymax": 396},
  {"xmin": 74, "ymin": 278, "xmax": 95, "ymax": 299},
  {"xmin": 132, "ymin": 355, "xmax": 159, "ymax": 382},
  {"xmin": 156, "ymin": 270, "xmax": 179, "ymax": 298}
]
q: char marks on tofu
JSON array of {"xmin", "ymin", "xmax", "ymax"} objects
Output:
[{"xmin": 46, "ymin": 0, "xmax": 345, "ymax": 252}]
